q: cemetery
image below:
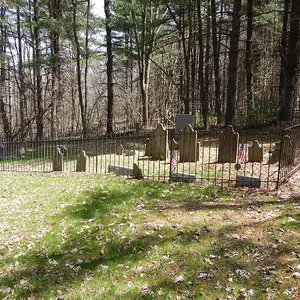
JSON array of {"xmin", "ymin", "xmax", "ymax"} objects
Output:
[{"xmin": 0, "ymin": 115, "xmax": 299, "ymax": 190}]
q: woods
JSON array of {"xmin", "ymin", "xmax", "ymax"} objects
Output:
[{"xmin": 0, "ymin": 0, "xmax": 299, "ymax": 140}]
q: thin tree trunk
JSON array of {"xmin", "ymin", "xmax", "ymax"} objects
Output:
[
  {"xmin": 279, "ymin": 0, "xmax": 290, "ymax": 118},
  {"xmin": 246, "ymin": 0, "xmax": 254, "ymax": 116},
  {"xmin": 211, "ymin": 0, "xmax": 222, "ymax": 124},
  {"xmin": 225, "ymin": 0, "xmax": 242, "ymax": 125},
  {"xmin": 105, "ymin": 0, "xmax": 114, "ymax": 135},
  {"xmin": 33, "ymin": 0, "xmax": 44, "ymax": 140},
  {"xmin": 280, "ymin": 0, "xmax": 300, "ymax": 121},
  {"xmin": 72, "ymin": 0, "xmax": 87, "ymax": 137}
]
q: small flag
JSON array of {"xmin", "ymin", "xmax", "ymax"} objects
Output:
[
  {"xmin": 238, "ymin": 143, "xmax": 246, "ymax": 163},
  {"xmin": 171, "ymin": 150, "xmax": 178, "ymax": 172}
]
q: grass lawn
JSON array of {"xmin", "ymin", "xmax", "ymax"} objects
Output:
[{"xmin": 0, "ymin": 172, "xmax": 299, "ymax": 299}]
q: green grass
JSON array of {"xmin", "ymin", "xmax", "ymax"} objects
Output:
[{"xmin": 0, "ymin": 173, "xmax": 299, "ymax": 299}]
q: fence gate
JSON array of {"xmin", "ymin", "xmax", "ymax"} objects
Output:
[{"xmin": 277, "ymin": 123, "xmax": 300, "ymax": 187}]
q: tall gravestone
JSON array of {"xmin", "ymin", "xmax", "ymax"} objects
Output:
[
  {"xmin": 145, "ymin": 123, "xmax": 168, "ymax": 160},
  {"xmin": 248, "ymin": 140, "xmax": 263, "ymax": 162},
  {"xmin": 218, "ymin": 125, "xmax": 239, "ymax": 163},
  {"xmin": 76, "ymin": 150, "xmax": 88, "ymax": 172},
  {"xmin": 53, "ymin": 147, "xmax": 63, "ymax": 171},
  {"xmin": 179, "ymin": 124, "xmax": 199, "ymax": 162},
  {"xmin": 175, "ymin": 114, "xmax": 195, "ymax": 139},
  {"xmin": 281, "ymin": 135, "xmax": 295, "ymax": 166}
]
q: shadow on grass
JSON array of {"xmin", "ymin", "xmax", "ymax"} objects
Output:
[{"xmin": 0, "ymin": 180, "xmax": 299, "ymax": 299}]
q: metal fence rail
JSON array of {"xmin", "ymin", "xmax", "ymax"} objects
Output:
[
  {"xmin": 0, "ymin": 124, "xmax": 286, "ymax": 189},
  {"xmin": 277, "ymin": 123, "xmax": 300, "ymax": 186}
]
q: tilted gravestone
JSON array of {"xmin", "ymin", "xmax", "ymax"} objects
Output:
[
  {"xmin": 218, "ymin": 125, "xmax": 239, "ymax": 163},
  {"xmin": 133, "ymin": 163, "xmax": 143, "ymax": 179},
  {"xmin": 144, "ymin": 123, "xmax": 169, "ymax": 160},
  {"xmin": 248, "ymin": 140, "xmax": 263, "ymax": 163},
  {"xmin": 281, "ymin": 135, "xmax": 295, "ymax": 166},
  {"xmin": 267, "ymin": 142, "xmax": 281, "ymax": 164},
  {"xmin": 76, "ymin": 150, "xmax": 88, "ymax": 172},
  {"xmin": 175, "ymin": 114, "xmax": 195, "ymax": 139},
  {"xmin": 53, "ymin": 147, "xmax": 63, "ymax": 171},
  {"xmin": 179, "ymin": 124, "xmax": 199, "ymax": 162}
]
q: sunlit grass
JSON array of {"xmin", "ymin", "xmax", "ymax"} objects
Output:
[{"xmin": 0, "ymin": 173, "xmax": 299, "ymax": 299}]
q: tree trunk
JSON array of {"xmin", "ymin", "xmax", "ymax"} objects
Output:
[
  {"xmin": 279, "ymin": 0, "xmax": 290, "ymax": 119},
  {"xmin": 225, "ymin": 0, "xmax": 242, "ymax": 125},
  {"xmin": 33, "ymin": 0, "xmax": 44, "ymax": 140},
  {"xmin": 105, "ymin": 0, "xmax": 114, "ymax": 135},
  {"xmin": 211, "ymin": 0, "xmax": 222, "ymax": 124},
  {"xmin": 280, "ymin": 0, "xmax": 300, "ymax": 121},
  {"xmin": 72, "ymin": 0, "xmax": 87, "ymax": 137},
  {"xmin": 245, "ymin": 0, "xmax": 254, "ymax": 116}
]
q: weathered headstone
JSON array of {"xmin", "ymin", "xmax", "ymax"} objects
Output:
[
  {"xmin": 116, "ymin": 144, "xmax": 124, "ymax": 155},
  {"xmin": 133, "ymin": 163, "xmax": 143, "ymax": 179},
  {"xmin": 179, "ymin": 124, "xmax": 199, "ymax": 162},
  {"xmin": 175, "ymin": 114, "xmax": 195, "ymax": 138},
  {"xmin": 76, "ymin": 150, "xmax": 88, "ymax": 172},
  {"xmin": 145, "ymin": 138, "xmax": 151, "ymax": 156},
  {"xmin": 236, "ymin": 175, "xmax": 261, "ymax": 188},
  {"xmin": 170, "ymin": 172, "xmax": 197, "ymax": 183},
  {"xmin": 58, "ymin": 145, "xmax": 68, "ymax": 157},
  {"xmin": 169, "ymin": 138, "xmax": 178, "ymax": 151},
  {"xmin": 144, "ymin": 123, "xmax": 169, "ymax": 160},
  {"xmin": 281, "ymin": 135, "xmax": 295, "ymax": 166},
  {"xmin": 267, "ymin": 142, "xmax": 281, "ymax": 164},
  {"xmin": 248, "ymin": 140, "xmax": 263, "ymax": 162},
  {"xmin": 218, "ymin": 125, "xmax": 239, "ymax": 163},
  {"xmin": 53, "ymin": 147, "xmax": 63, "ymax": 171},
  {"xmin": 108, "ymin": 165, "xmax": 134, "ymax": 176}
]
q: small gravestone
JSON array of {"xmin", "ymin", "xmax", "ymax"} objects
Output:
[
  {"xmin": 169, "ymin": 138, "xmax": 178, "ymax": 151},
  {"xmin": 145, "ymin": 138, "xmax": 151, "ymax": 156},
  {"xmin": 133, "ymin": 163, "xmax": 143, "ymax": 179},
  {"xmin": 145, "ymin": 123, "xmax": 169, "ymax": 160},
  {"xmin": 170, "ymin": 172, "xmax": 197, "ymax": 183},
  {"xmin": 179, "ymin": 124, "xmax": 199, "ymax": 162},
  {"xmin": 248, "ymin": 140, "xmax": 263, "ymax": 163},
  {"xmin": 53, "ymin": 148, "xmax": 63, "ymax": 171},
  {"xmin": 58, "ymin": 145, "xmax": 68, "ymax": 157},
  {"xmin": 108, "ymin": 165, "xmax": 134, "ymax": 176},
  {"xmin": 116, "ymin": 144, "xmax": 124, "ymax": 155},
  {"xmin": 218, "ymin": 125, "xmax": 239, "ymax": 163},
  {"xmin": 281, "ymin": 135, "xmax": 295, "ymax": 166},
  {"xmin": 76, "ymin": 150, "xmax": 88, "ymax": 172},
  {"xmin": 267, "ymin": 142, "xmax": 281, "ymax": 164},
  {"xmin": 236, "ymin": 175, "xmax": 261, "ymax": 188},
  {"xmin": 175, "ymin": 114, "xmax": 195, "ymax": 139}
]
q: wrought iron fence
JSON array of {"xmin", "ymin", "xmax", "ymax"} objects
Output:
[
  {"xmin": 0, "ymin": 123, "xmax": 288, "ymax": 189},
  {"xmin": 277, "ymin": 123, "xmax": 300, "ymax": 187}
]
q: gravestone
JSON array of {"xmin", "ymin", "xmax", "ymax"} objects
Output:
[
  {"xmin": 76, "ymin": 150, "xmax": 88, "ymax": 172},
  {"xmin": 170, "ymin": 172, "xmax": 197, "ymax": 183},
  {"xmin": 175, "ymin": 114, "xmax": 195, "ymax": 139},
  {"xmin": 53, "ymin": 148, "xmax": 63, "ymax": 171},
  {"xmin": 169, "ymin": 138, "xmax": 178, "ymax": 151},
  {"xmin": 248, "ymin": 140, "xmax": 263, "ymax": 162},
  {"xmin": 236, "ymin": 175, "xmax": 261, "ymax": 188},
  {"xmin": 108, "ymin": 165, "xmax": 133, "ymax": 176},
  {"xmin": 116, "ymin": 144, "xmax": 124, "ymax": 155},
  {"xmin": 144, "ymin": 123, "xmax": 168, "ymax": 160},
  {"xmin": 267, "ymin": 142, "xmax": 281, "ymax": 164},
  {"xmin": 179, "ymin": 124, "xmax": 199, "ymax": 162},
  {"xmin": 133, "ymin": 163, "xmax": 143, "ymax": 179},
  {"xmin": 281, "ymin": 135, "xmax": 295, "ymax": 166},
  {"xmin": 58, "ymin": 145, "xmax": 68, "ymax": 157},
  {"xmin": 218, "ymin": 125, "xmax": 239, "ymax": 163},
  {"xmin": 145, "ymin": 138, "xmax": 151, "ymax": 156}
]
